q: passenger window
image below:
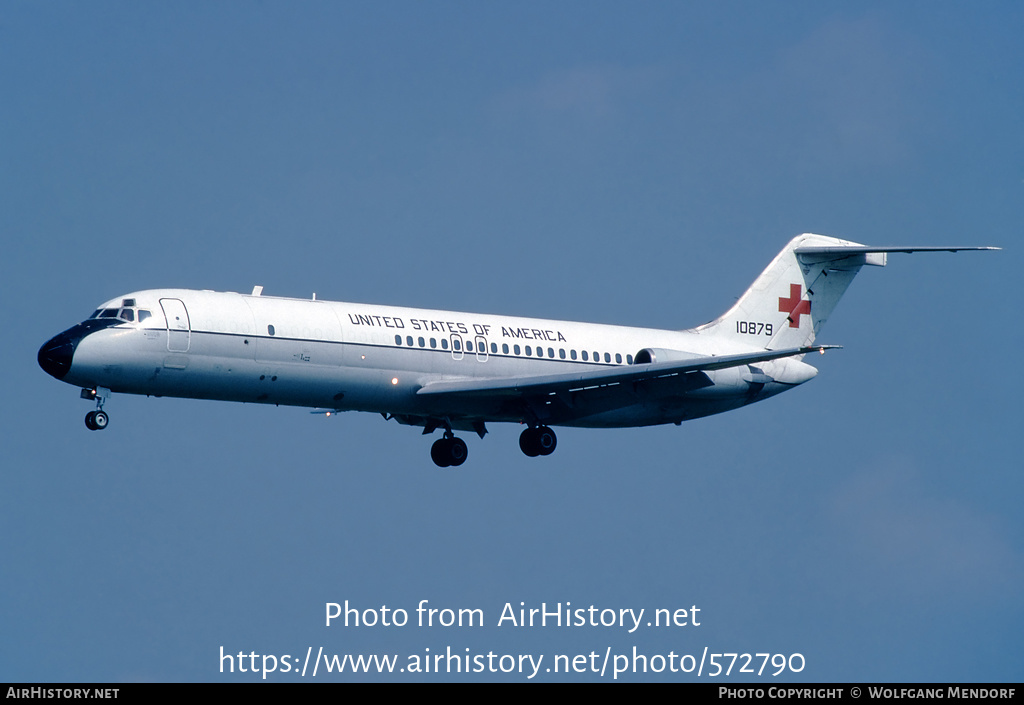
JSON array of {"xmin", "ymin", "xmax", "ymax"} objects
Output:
[
  {"xmin": 514, "ymin": 345, "xmax": 521, "ymax": 355},
  {"xmin": 570, "ymin": 350, "xmax": 577, "ymax": 360},
  {"xmin": 582, "ymin": 351, "xmax": 589, "ymax": 361},
  {"xmin": 627, "ymin": 354, "xmax": 633, "ymax": 364},
  {"xmin": 548, "ymin": 348, "xmax": 555, "ymax": 358},
  {"xmin": 559, "ymin": 349, "xmax": 566, "ymax": 359},
  {"xmin": 466, "ymin": 340, "xmax": 473, "ymax": 352},
  {"xmin": 604, "ymin": 352, "xmax": 611, "ymax": 363},
  {"xmin": 453, "ymin": 339, "xmax": 461, "ymax": 351},
  {"xmin": 418, "ymin": 337, "xmax": 425, "ymax": 347},
  {"xmin": 268, "ymin": 325, "xmax": 276, "ymax": 336},
  {"xmin": 395, "ymin": 334, "xmax": 402, "ymax": 345},
  {"xmin": 430, "ymin": 338, "xmax": 437, "ymax": 348},
  {"xmin": 502, "ymin": 343, "xmax": 509, "ymax": 354},
  {"xmin": 525, "ymin": 346, "xmax": 532, "ymax": 356},
  {"xmin": 615, "ymin": 353, "xmax": 622, "ymax": 364},
  {"xmin": 536, "ymin": 347, "xmax": 543, "ymax": 358},
  {"xmin": 442, "ymin": 339, "xmax": 449, "ymax": 350}
]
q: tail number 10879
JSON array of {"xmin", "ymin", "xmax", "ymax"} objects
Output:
[{"xmin": 736, "ymin": 321, "xmax": 773, "ymax": 336}]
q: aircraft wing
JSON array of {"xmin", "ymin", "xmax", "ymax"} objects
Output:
[{"xmin": 416, "ymin": 345, "xmax": 837, "ymax": 400}]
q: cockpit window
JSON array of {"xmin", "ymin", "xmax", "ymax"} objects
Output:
[{"xmin": 90, "ymin": 304, "xmax": 154, "ymax": 325}]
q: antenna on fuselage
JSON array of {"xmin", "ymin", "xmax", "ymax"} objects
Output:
[{"xmin": 251, "ymin": 285, "xmax": 263, "ymax": 296}]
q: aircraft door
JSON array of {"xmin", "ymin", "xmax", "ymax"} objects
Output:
[{"xmin": 160, "ymin": 298, "xmax": 191, "ymax": 352}]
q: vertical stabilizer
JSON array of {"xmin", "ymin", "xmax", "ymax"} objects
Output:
[{"xmin": 694, "ymin": 234, "xmax": 871, "ymax": 350}]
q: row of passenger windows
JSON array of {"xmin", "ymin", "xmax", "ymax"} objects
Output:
[{"xmin": 394, "ymin": 334, "xmax": 632, "ymax": 364}]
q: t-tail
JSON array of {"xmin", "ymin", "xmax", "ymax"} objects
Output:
[{"xmin": 694, "ymin": 233, "xmax": 999, "ymax": 350}]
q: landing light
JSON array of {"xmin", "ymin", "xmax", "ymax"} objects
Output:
[{"xmin": 391, "ymin": 378, "xmax": 399, "ymax": 385}]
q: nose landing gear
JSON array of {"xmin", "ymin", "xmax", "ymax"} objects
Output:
[{"xmin": 82, "ymin": 387, "xmax": 111, "ymax": 431}]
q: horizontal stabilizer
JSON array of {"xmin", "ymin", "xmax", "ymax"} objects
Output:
[
  {"xmin": 796, "ymin": 245, "xmax": 1000, "ymax": 267},
  {"xmin": 796, "ymin": 246, "xmax": 1000, "ymax": 254}
]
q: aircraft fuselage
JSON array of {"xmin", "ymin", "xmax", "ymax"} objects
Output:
[
  {"xmin": 40, "ymin": 288, "xmax": 803, "ymax": 432},
  {"xmin": 41, "ymin": 234, "xmax": 993, "ymax": 465}
]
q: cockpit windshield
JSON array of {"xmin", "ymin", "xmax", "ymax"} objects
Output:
[{"xmin": 89, "ymin": 299, "xmax": 155, "ymax": 325}]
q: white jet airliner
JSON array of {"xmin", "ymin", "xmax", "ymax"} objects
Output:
[{"xmin": 38, "ymin": 234, "xmax": 996, "ymax": 466}]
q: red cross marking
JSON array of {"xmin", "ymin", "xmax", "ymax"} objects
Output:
[{"xmin": 778, "ymin": 283, "xmax": 811, "ymax": 328}]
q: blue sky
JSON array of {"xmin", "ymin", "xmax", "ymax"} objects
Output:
[{"xmin": 2, "ymin": 1, "xmax": 1021, "ymax": 682}]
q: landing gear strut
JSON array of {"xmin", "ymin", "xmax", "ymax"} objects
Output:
[
  {"xmin": 431, "ymin": 433, "xmax": 468, "ymax": 467},
  {"xmin": 83, "ymin": 387, "xmax": 111, "ymax": 431},
  {"xmin": 519, "ymin": 426, "xmax": 557, "ymax": 457}
]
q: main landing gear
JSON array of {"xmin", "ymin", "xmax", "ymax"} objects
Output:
[
  {"xmin": 427, "ymin": 425, "xmax": 558, "ymax": 466},
  {"xmin": 519, "ymin": 425, "xmax": 556, "ymax": 457},
  {"xmin": 431, "ymin": 433, "xmax": 468, "ymax": 467},
  {"xmin": 82, "ymin": 387, "xmax": 111, "ymax": 431}
]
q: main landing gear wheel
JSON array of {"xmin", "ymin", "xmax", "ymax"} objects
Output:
[
  {"xmin": 85, "ymin": 410, "xmax": 109, "ymax": 431},
  {"xmin": 431, "ymin": 436, "xmax": 468, "ymax": 467},
  {"xmin": 519, "ymin": 426, "xmax": 556, "ymax": 457}
]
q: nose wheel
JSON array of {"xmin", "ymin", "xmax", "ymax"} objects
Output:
[
  {"xmin": 85, "ymin": 410, "xmax": 109, "ymax": 430},
  {"xmin": 82, "ymin": 387, "xmax": 111, "ymax": 431}
]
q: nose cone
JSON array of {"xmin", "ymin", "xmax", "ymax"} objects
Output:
[
  {"xmin": 38, "ymin": 317, "xmax": 127, "ymax": 383},
  {"xmin": 38, "ymin": 330, "xmax": 77, "ymax": 380}
]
